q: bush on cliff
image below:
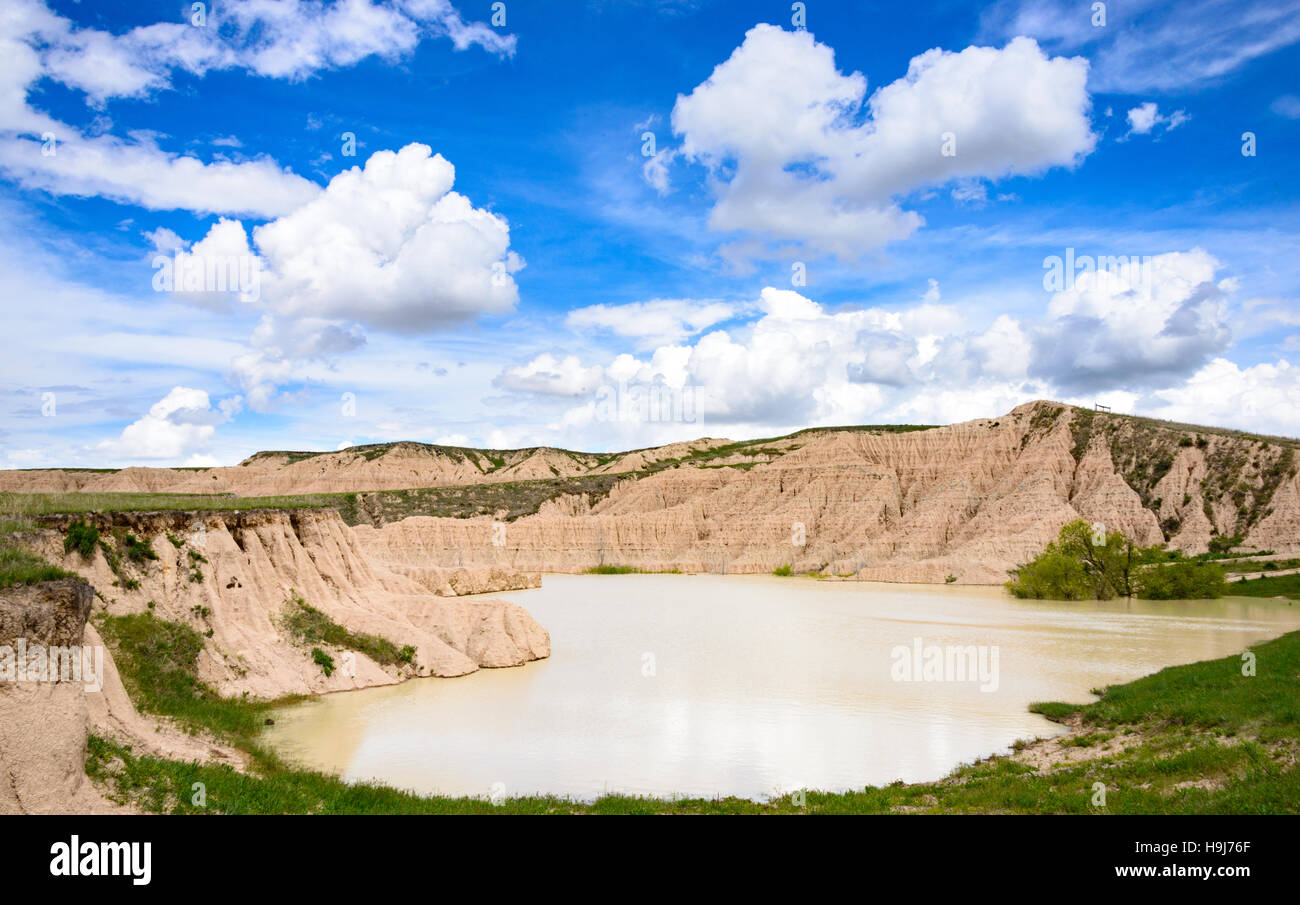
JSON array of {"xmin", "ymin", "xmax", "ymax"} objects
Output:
[{"xmin": 64, "ymin": 520, "xmax": 99, "ymax": 558}]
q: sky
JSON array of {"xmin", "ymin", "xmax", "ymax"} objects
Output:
[{"xmin": 1, "ymin": 0, "xmax": 1298, "ymax": 467}]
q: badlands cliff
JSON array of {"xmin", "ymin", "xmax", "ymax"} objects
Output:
[
  {"xmin": 24, "ymin": 509, "xmax": 549, "ymax": 699},
  {"xmin": 349, "ymin": 402, "xmax": 1300, "ymax": 584},
  {"xmin": 5, "ymin": 401, "xmax": 1298, "ymax": 587}
]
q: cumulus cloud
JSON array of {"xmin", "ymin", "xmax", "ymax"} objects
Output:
[
  {"xmin": 0, "ymin": 0, "xmax": 510, "ymax": 216},
  {"xmin": 566, "ymin": 298, "xmax": 740, "ymax": 347},
  {"xmin": 538, "ymin": 252, "xmax": 1240, "ymax": 439},
  {"xmin": 246, "ymin": 144, "xmax": 521, "ymax": 330},
  {"xmin": 96, "ymin": 386, "xmax": 240, "ymax": 462},
  {"xmin": 1145, "ymin": 358, "xmax": 1300, "ymax": 437},
  {"xmin": 163, "ymin": 144, "xmax": 522, "ymax": 410},
  {"xmin": 668, "ymin": 26, "xmax": 1094, "ymax": 260},
  {"xmin": 1124, "ymin": 102, "xmax": 1189, "ymax": 138},
  {"xmin": 494, "ymin": 354, "xmax": 605, "ymax": 396},
  {"xmin": 1028, "ymin": 249, "xmax": 1232, "ymax": 392}
]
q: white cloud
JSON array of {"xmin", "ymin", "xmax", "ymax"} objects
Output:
[
  {"xmin": 494, "ymin": 354, "xmax": 605, "ymax": 397},
  {"xmin": 566, "ymin": 298, "xmax": 740, "ymax": 347},
  {"xmin": 981, "ymin": 0, "xmax": 1300, "ymax": 93},
  {"xmin": 247, "ymin": 144, "xmax": 521, "ymax": 331},
  {"xmin": 669, "ymin": 26, "xmax": 1094, "ymax": 260},
  {"xmin": 0, "ymin": 0, "xmax": 511, "ymax": 216},
  {"xmin": 160, "ymin": 144, "xmax": 523, "ymax": 411},
  {"xmin": 1146, "ymin": 358, "xmax": 1300, "ymax": 436},
  {"xmin": 95, "ymin": 386, "xmax": 238, "ymax": 462},
  {"xmin": 1124, "ymin": 102, "xmax": 1189, "ymax": 138},
  {"xmin": 1126, "ymin": 102, "xmax": 1160, "ymax": 134},
  {"xmin": 1030, "ymin": 249, "xmax": 1232, "ymax": 391},
  {"xmin": 1272, "ymin": 95, "xmax": 1300, "ymax": 119},
  {"xmin": 536, "ymin": 252, "xmax": 1239, "ymax": 440}
]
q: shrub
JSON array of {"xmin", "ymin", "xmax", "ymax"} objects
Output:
[
  {"xmin": 1136, "ymin": 561, "xmax": 1226, "ymax": 600},
  {"xmin": 1006, "ymin": 549, "xmax": 1095, "ymax": 600},
  {"xmin": 1008, "ymin": 519, "xmax": 1225, "ymax": 601},
  {"xmin": 283, "ymin": 591, "xmax": 413, "ymax": 668},
  {"xmin": 1208, "ymin": 534, "xmax": 1243, "ymax": 555},
  {"xmin": 311, "ymin": 648, "xmax": 335, "ymax": 677},
  {"xmin": 122, "ymin": 533, "xmax": 158, "ymax": 564},
  {"xmin": 64, "ymin": 520, "xmax": 99, "ymax": 558},
  {"xmin": 772, "ymin": 565, "xmax": 793, "ymax": 576}
]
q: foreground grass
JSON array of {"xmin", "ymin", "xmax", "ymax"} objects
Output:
[
  {"xmin": 85, "ymin": 612, "xmax": 1300, "ymax": 813},
  {"xmin": 94, "ymin": 613, "xmax": 290, "ymax": 756}
]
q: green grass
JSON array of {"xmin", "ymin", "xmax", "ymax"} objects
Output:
[
  {"xmin": 86, "ymin": 622, "xmax": 1300, "ymax": 814},
  {"xmin": 0, "ymin": 510, "xmax": 77, "ymax": 586},
  {"xmin": 1227, "ymin": 573, "xmax": 1300, "ymax": 600},
  {"xmin": 0, "ymin": 543, "xmax": 77, "ymax": 585},
  {"xmin": 772, "ymin": 565, "xmax": 793, "ymax": 576},
  {"xmin": 94, "ymin": 613, "xmax": 291, "ymax": 751},
  {"xmin": 281, "ymin": 591, "xmax": 416, "ymax": 667},
  {"xmin": 1220, "ymin": 557, "xmax": 1299, "ymax": 573},
  {"xmin": 3, "ymin": 491, "xmax": 339, "ymax": 515}
]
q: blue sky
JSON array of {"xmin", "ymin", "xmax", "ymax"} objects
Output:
[{"xmin": 2, "ymin": 0, "xmax": 1299, "ymax": 466}]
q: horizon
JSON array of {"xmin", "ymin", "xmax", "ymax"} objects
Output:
[{"xmin": 2, "ymin": 0, "xmax": 1299, "ymax": 467}]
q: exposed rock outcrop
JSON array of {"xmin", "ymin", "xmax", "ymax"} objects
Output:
[
  {"xmin": 28, "ymin": 509, "xmax": 550, "ymax": 699},
  {"xmin": 5, "ymin": 401, "xmax": 1297, "ymax": 587},
  {"xmin": 351, "ymin": 404, "xmax": 1300, "ymax": 583}
]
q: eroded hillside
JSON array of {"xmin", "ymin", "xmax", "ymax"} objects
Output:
[{"xmin": 4, "ymin": 401, "xmax": 1297, "ymax": 584}]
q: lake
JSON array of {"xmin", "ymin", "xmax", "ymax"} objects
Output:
[{"xmin": 262, "ymin": 574, "xmax": 1300, "ymax": 801}]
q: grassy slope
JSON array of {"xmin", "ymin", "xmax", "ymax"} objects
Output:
[
  {"xmin": 0, "ymin": 512, "xmax": 77, "ymax": 585},
  {"xmin": 1228, "ymin": 573, "xmax": 1300, "ymax": 599},
  {"xmin": 86, "ymin": 620, "xmax": 1300, "ymax": 814}
]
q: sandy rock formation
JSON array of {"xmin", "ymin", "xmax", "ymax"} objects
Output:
[
  {"xmin": 30, "ymin": 509, "xmax": 549, "ymax": 699},
  {"xmin": 353, "ymin": 404, "xmax": 1300, "ymax": 583},
  {"xmin": 5, "ymin": 401, "xmax": 1297, "ymax": 587}
]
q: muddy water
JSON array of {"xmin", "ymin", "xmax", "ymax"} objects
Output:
[{"xmin": 263, "ymin": 575, "xmax": 1300, "ymax": 801}]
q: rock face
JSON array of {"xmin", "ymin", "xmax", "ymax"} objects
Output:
[
  {"xmin": 0, "ymin": 578, "xmax": 93, "ymax": 649},
  {"xmin": 6, "ymin": 401, "xmax": 1297, "ymax": 591},
  {"xmin": 29, "ymin": 509, "xmax": 550, "ymax": 699},
  {"xmin": 352, "ymin": 403, "xmax": 1300, "ymax": 584},
  {"xmin": 0, "ymin": 580, "xmax": 120, "ymax": 814}
]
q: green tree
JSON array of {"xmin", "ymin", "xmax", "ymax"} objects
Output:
[{"xmin": 1007, "ymin": 520, "xmax": 1168, "ymax": 600}]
